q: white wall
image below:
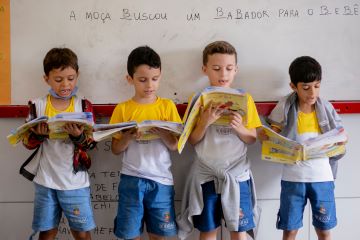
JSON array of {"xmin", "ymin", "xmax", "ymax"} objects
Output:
[
  {"xmin": 10, "ymin": 0, "xmax": 360, "ymax": 104},
  {"xmin": 1, "ymin": 114, "xmax": 359, "ymax": 240},
  {"xmin": 2, "ymin": 0, "xmax": 360, "ymax": 239}
]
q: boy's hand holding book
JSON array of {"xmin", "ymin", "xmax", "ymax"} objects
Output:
[
  {"xmin": 198, "ymin": 101, "xmax": 226, "ymax": 128},
  {"xmin": 30, "ymin": 122, "xmax": 49, "ymax": 136}
]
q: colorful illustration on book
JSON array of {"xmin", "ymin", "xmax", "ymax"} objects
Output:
[
  {"xmin": 178, "ymin": 86, "xmax": 248, "ymax": 153},
  {"xmin": 260, "ymin": 125, "xmax": 347, "ymax": 164},
  {"xmin": 92, "ymin": 120, "xmax": 183, "ymax": 142},
  {"xmin": 7, "ymin": 112, "xmax": 94, "ymax": 146}
]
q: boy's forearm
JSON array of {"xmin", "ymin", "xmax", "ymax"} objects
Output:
[
  {"xmin": 111, "ymin": 138, "xmax": 130, "ymax": 155},
  {"xmin": 188, "ymin": 122, "xmax": 208, "ymax": 145},
  {"xmin": 160, "ymin": 134, "xmax": 178, "ymax": 151},
  {"xmin": 235, "ymin": 127, "xmax": 257, "ymax": 144}
]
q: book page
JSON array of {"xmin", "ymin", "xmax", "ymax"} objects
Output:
[
  {"xmin": 47, "ymin": 118, "xmax": 94, "ymax": 139},
  {"xmin": 92, "ymin": 121, "xmax": 137, "ymax": 142},
  {"xmin": 261, "ymin": 126, "xmax": 303, "ymax": 164},
  {"xmin": 201, "ymin": 87, "xmax": 247, "ymax": 126},
  {"xmin": 7, "ymin": 116, "xmax": 48, "ymax": 146},
  {"xmin": 137, "ymin": 120, "xmax": 183, "ymax": 141},
  {"xmin": 304, "ymin": 126, "xmax": 347, "ymax": 160},
  {"xmin": 178, "ymin": 86, "xmax": 247, "ymax": 153},
  {"xmin": 177, "ymin": 94, "xmax": 202, "ymax": 153}
]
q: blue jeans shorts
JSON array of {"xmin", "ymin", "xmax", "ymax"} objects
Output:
[
  {"xmin": 193, "ymin": 180, "xmax": 255, "ymax": 232},
  {"xmin": 277, "ymin": 181, "xmax": 337, "ymax": 231},
  {"xmin": 32, "ymin": 183, "xmax": 95, "ymax": 232},
  {"xmin": 114, "ymin": 174, "xmax": 177, "ymax": 239}
]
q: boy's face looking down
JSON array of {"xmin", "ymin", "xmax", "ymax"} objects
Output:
[
  {"xmin": 44, "ymin": 66, "xmax": 78, "ymax": 98},
  {"xmin": 290, "ymin": 80, "xmax": 321, "ymax": 108},
  {"xmin": 127, "ymin": 64, "xmax": 161, "ymax": 102},
  {"xmin": 203, "ymin": 53, "xmax": 237, "ymax": 88}
]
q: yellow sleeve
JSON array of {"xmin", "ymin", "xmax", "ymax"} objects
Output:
[
  {"xmin": 166, "ymin": 100, "xmax": 182, "ymax": 123},
  {"xmin": 245, "ymin": 93, "xmax": 262, "ymax": 129}
]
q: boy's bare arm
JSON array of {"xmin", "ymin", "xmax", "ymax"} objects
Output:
[
  {"xmin": 151, "ymin": 128, "xmax": 178, "ymax": 151},
  {"xmin": 111, "ymin": 129, "xmax": 138, "ymax": 155},
  {"xmin": 189, "ymin": 101, "xmax": 224, "ymax": 145},
  {"xmin": 230, "ymin": 112, "xmax": 257, "ymax": 144}
]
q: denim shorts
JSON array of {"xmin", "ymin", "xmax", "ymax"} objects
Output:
[
  {"xmin": 193, "ymin": 180, "xmax": 255, "ymax": 232},
  {"xmin": 277, "ymin": 181, "xmax": 337, "ymax": 231},
  {"xmin": 32, "ymin": 183, "xmax": 95, "ymax": 232},
  {"xmin": 114, "ymin": 174, "xmax": 177, "ymax": 239}
]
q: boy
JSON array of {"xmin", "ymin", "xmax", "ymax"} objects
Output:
[
  {"xmin": 266, "ymin": 56, "xmax": 345, "ymax": 240},
  {"xmin": 23, "ymin": 48, "xmax": 96, "ymax": 239},
  {"xmin": 110, "ymin": 46, "xmax": 181, "ymax": 239},
  {"xmin": 177, "ymin": 41, "xmax": 262, "ymax": 240}
]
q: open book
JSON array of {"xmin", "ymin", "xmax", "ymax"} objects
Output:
[
  {"xmin": 92, "ymin": 120, "xmax": 184, "ymax": 142},
  {"xmin": 260, "ymin": 125, "xmax": 347, "ymax": 164},
  {"xmin": 178, "ymin": 86, "xmax": 248, "ymax": 153},
  {"xmin": 7, "ymin": 112, "xmax": 94, "ymax": 146}
]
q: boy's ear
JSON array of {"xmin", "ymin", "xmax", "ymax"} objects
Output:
[
  {"xmin": 202, "ymin": 65, "xmax": 207, "ymax": 74},
  {"xmin": 43, "ymin": 75, "xmax": 49, "ymax": 84},
  {"xmin": 126, "ymin": 75, "xmax": 133, "ymax": 85},
  {"xmin": 289, "ymin": 82, "xmax": 297, "ymax": 91}
]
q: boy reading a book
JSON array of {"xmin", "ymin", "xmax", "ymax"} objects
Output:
[
  {"xmin": 22, "ymin": 48, "xmax": 96, "ymax": 239},
  {"xmin": 265, "ymin": 56, "xmax": 346, "ymax": 240},
  {"xmin": 177, "ymin": 41, "xmax": 262, "ymax": 240},
  {"xmin": 110, "ymin": 46, "xmax": 181, "ymax": 239}
]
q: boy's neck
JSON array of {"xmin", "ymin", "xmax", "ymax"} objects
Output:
[
  {"xmin": 132, "ymin": 95, "xmax": 157, "ymax": 104},
  {"xmin": 49, "ymin": 95, "xmax": 71, "ymax": 111},
  {"xmin": 298, "ymin": 102, "xmax": 315, "ymax": 114}
]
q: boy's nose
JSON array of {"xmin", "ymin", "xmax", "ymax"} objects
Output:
[
  {"xmin": 63, "ymin": 79, "xmax": 71, "ymax": 86},
  {"xmin": 220, "ymin": 68, "xmax": 227, "ymax": 76}
]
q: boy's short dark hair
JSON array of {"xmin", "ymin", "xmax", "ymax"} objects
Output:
[
  {"xmin": 127, "ymin": 46, "xmax": 161, "ymax": 78},
  {"xmin": 202, "ymin": 41, "xmax": 237, "ymax": 65},
  {"xmin": 289, "ymin": 56, "xmax": 322, "ymax": 85},
  {"xmin": 43, "ymin": 48, "xmax": 79, "ymax": 76}
]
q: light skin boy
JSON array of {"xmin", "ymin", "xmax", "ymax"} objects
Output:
[
  {"xmin": 30, "ymin": 62, "xmax": 92, "ymax": 240},
  {"xmin": 189, "ymin": 51, "xmax": 256, "ymax": 240},
  {"xmin": 111, "ymin": 64, "xmax": 178, "ymax": 155},
  {"xmin": 111, "ymin": 62, "xmax": 178, "ymax": 240}
]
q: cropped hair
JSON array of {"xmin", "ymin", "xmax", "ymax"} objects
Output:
[
  {"xmin": 43, "ymin": 48, "xmax": 79, "ymax": 76},
  {"xmin": 127, "ymin": 46, "xmax": 161, "ymax": 77},
  {"xmin": 289, "ymin": 56, "xmax": 322, "ymax": 85},
  {"xmin": 202, "ymin": 41, "xmax": 237, "ymax": 65}
]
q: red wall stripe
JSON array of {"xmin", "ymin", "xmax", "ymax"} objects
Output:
[{"xmin": 1, "ymin": 101, "xmax": 359, "ymax": 118}]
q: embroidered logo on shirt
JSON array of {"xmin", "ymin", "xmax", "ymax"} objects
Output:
[
  {"xmin": 137, "ymin": 140, "xmax": 150, "ymax": 144},
  {"xmin": 215, "ymin": 126, "xmax": 233, "ymax": 135}
]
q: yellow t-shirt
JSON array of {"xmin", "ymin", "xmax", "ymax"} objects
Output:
[
  {"xmin": 244, "ymin": 93, "xmax": 262, "ymax": 129},
  {"xmin": 109, "ymin": 97, "xmax": 181, "ymax": 185},
  {"xmin": 282, "ymin": 111, "xmax": 334, "ymax": 182},
  {"xmin": 297, "ymin": 111, "xmax": 321, "ymax": 135},
  {"xmin": 45, "ymin": 95, "xmax": 75, "ymax": 117},
  {"xmin": 110, "ymin": 97, "xmax": 182, "ymax": 139}
]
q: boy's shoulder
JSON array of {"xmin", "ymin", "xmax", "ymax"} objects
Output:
[{"xmin": 157, "ymin": 97, "xmax": 176, "ymax": 106}]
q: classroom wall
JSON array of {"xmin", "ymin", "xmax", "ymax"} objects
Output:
[
  {"xmin": 1, "ymin": 114, "xmax": 360, "ymax": 240},
  {"xmin": 1, "ymin": 0, "xmax": 360, "ymax": 239},
  {"xmin": 8, "ymin": 0, "xmax": 360, "ymax": 104}
]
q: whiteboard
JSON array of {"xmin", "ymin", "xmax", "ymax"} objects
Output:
[{"xmin": 9, "ymin": 0, "xmax": 360, "ymax": 104}]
